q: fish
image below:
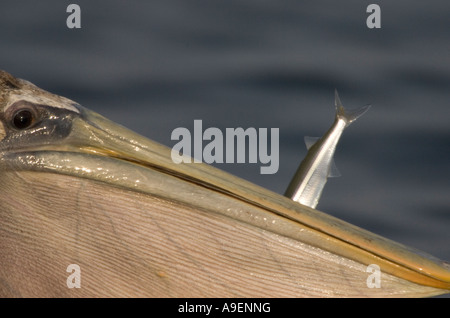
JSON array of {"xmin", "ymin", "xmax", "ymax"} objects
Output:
[
  {"xmin": 0, "ymin": 70, "xmax": 449, "ymax": 297},
  {"xmin": 285, "ymin": 90, "xmax": 370, "ymax": 208}
]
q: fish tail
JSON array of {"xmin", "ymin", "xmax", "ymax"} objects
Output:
[{"xmin": 335, "ymin": 89, "xmax": 371, "ymax": 126}]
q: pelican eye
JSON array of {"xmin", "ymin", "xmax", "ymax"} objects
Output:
[{"xmin": 13, "ymin": 109, "xmax": 35, "ymax": 130}]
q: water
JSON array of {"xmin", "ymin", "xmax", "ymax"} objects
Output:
[{"xmin": 1, "ymin": 0, "xmax": 449, "ymax": 294}]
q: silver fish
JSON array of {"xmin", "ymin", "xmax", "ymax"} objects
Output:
[{"xmin": 285, "ymin": 90, "xmax": 370, "ymax": 208}]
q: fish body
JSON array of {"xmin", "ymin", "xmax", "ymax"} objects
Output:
[{"xmin": 285, "ymin": 90, "xmax": 370, "ymax": 208}]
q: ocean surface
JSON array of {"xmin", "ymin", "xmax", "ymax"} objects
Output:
[{"xmin": 1, "ymin": 1, "xmax": 449, "ymax": 295}]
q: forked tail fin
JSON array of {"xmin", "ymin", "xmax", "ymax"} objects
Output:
[{"xmin": 335, "ymin": 89, "xmax": 371, "ymax": 126}]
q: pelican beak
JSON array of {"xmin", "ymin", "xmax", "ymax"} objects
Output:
[{"xmin": 61, "ymin": 105, "xmax": 450, "ymax": 293}]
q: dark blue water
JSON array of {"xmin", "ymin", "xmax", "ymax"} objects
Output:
[{"xmin": 1, "ymin": 0, "xmax": 449, "ymax": 294}]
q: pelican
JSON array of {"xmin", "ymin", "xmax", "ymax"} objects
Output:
[{"xmin": 0, "ymin": 70, "xmax": 449, "ymax": 297}]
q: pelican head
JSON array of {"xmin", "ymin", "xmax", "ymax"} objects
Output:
[{"xmin": 0, "ymin": 70, "xmax": 449, "ymax": 297}]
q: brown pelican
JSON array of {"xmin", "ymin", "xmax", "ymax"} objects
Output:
[{"xmin": 0, "ymin": 70, "xmax": 449, "ymax": 297}]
